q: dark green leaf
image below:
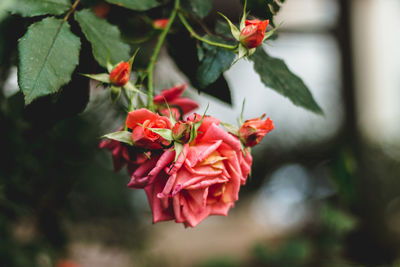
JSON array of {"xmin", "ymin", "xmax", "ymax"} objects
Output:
[
  {"xmin": 197, "ymin": 46, "xmax": 235, "ymax": 89},
  {"xmin": 250, "ymin": 47, "xmax": 323, "ymax": 114},
  {"xmin": 18, "ymin": 17, "xmax": 81, "ymax": 105},
  {"xmin": 8, "ymin": 0, "xmax": 71, "ymax": 17},
  {"xmin": 105, "ymin": 0, "xmax": 160, "ymax": 11},
  {"xmin": 102, "ymin": 130, "xmax": 133, "ymax": 145},
  {"xmin": 188, "ymin": 0, "xmax": 212, "ymax": 18},
  {"xmin": 75, "ymin": 9, "xmax": 130, "ymax": 67}
]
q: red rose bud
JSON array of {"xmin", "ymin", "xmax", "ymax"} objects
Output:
[
  {"xmin": 153, "ymin": 18, "xmax": 169, "ymax": 29},
  {"xmin": 172, "ymin": 121, "xmax": 192, "ymax": 143},
  {"xmin": 109, "ymin": 62, "xmax": 130, "ymax": 86},
  {"xmin": 239, "ymin": 114, "xmax": 274, "ymax": 147},
  {"xmin": 239, "ymin": 19, "xmax": 269, "ymax": 49}
]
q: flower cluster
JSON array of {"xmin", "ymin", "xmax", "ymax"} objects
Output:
[{"xmin": 99, "ymin": 84, "xmax": 274, "ymax": 227}]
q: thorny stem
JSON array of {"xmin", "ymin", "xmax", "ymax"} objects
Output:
[
  {"xmin": 63, "ymin": 0, "xmax": 80, "ymax": 22},
  {"xmin": 178, "ymin": 12, "xmax": 238, "ymax": 50},
  {"xmin": 147, "ymin": 0, "xmax": 180, "ymax": 112}
]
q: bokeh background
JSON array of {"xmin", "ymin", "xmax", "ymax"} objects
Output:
[{"xmin": 1, "ymin": 0, "xmax": 400, "ymax": 266}]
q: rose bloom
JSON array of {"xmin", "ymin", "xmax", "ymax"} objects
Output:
[
  {"xmin": 153, "ymin": 18, "xmax": 169, "ymax": 29},
  {"xmin": 239, "ymin": 19, "xmax": 269, "ymax": 49},
  {"xmin": 239, "ymin": 115, "xmax": 274, "ymax": 147},
  {"xmin": 55, "ymin": 260, "xmax": 80, "ymax": 267},
  {"xmin": 109, "ymin": 62, "xmax": 130, "ymax": 86},
  {"xmin": 153, "ymin": 84, "xmax": 199, "ymax": 119},
  {"xmin": 126, "ymin": 108, "xmax": 172, "ymax": 149},
  {"xmin": 128, "ymin": 114, "xmax": 253, "ymax": 227}
]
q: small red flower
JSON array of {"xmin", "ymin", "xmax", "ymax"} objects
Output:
[
  {"xmin": 239, "ymin": 114, "xmax": 274, "ymax": 147},
  {"xmin": 126, "ymin": 108, "xmax": 172, "ymax": 149},
  {"xmin": 239, "ymin": 19, "xmax": 269, "ymax": 49},
  {"xmin": 109, "ymin": 62, "xmax": 130, "ymax": 86},
  {"xmin": 92, "ymin": 3, "xmax": 111, "ymax": 18},
  {"xmin": 153, "ymin": 18, "xmax": 169, "ymax": 29},
  {"xmin": 55, "ymin": 260, "xmax": 80, "ymax": 267}
]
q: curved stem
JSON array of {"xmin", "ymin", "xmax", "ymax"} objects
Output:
[
  {"xmin": 178, "ymin": 13, "xmax": 237, "ymax": 50},
  {"xmin": 147, "ymin": 0, "xmax": 180, "ymax": 112},
  {"xmin": 63, "ymin": 0, "xmax": 80, "ymax": 22}
]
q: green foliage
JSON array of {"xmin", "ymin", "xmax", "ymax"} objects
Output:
[
  {"xmin": 0, "ymin": 0, "xmax": 13, "ymax": 22},
  {"xmin": 188, "ymin": 0, "xmax": 213, "ymax": 18},
  {"xmin": 250, "ymin": 47, "xmax": 323, "ymax": 115},
  {"xmin": 105, "ymin": 0, "xmax": 160, "ymax": 11},
  {"xmin": 197, "ymin": 45, "xmax": 236, "ymax": 89},
  {"xmin": 18, "ymin": 17, "xmax": 81, "ymax": 105},
  {"xmin": 75, "ymin": 9, "xmax": 130, "ymax": 68},
  {"xmin": 8, "ymin": 0, "xmax": 71, "ymax": 17}
]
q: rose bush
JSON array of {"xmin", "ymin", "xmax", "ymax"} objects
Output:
[{"xmin": 128, "ymin": 114, "xmax": 252, "ymax": 227}]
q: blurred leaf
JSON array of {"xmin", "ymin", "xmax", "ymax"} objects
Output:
[
  {"xmin": 250, "ymin": 47, "xmax": 323, "ymax": 114},
  {"xmin": 188, "ymin": 0, "xmax": 213, "ymax": 18},
  {"xmin": 241, "ymin": 0, "xmax": 285, "ymax": 26},
  {"xmin": 321, "ymin": 204, "xmax": 357, "ymax": 235},
  {"xmin": 18, "ymin": 17, "xmax": 81, "ymax": 105},
  {"xmin": 8, "ymin": 0, "xmax": 71, "ymax": 17},
  {"xmin": 75, "ymin": 9, "xmax": 130, "ymax": 67},
  {"xmin": 197, "ymin": 45, "xmax": 235, "ymax": 89},
  {"xmin": 105, "ymin": 0, "xmax": 160, "ymax": 11},
  {"xmin": 0, "ymin": 0, "xmax": 13, "ymax": 22}
]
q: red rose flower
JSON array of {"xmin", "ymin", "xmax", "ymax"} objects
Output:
[
  {"xmin": 153, "ymin": 84, "xmax": 199, "ymax": 119},
  {"xmin": 153, "ymin": 18, "xmax": 169, "ymax": 29},
  {"xmin": 128, "ymin": 114, "xmax": 253, "ymax": 227},
  {"xmin": 239, "ymin": 114, "xmax": 274, "ymax": 147},
  {"xmin": 109, "ymin": 62, "xmax": 130, "ymax": 86},
  {"xmin": 126, "ymin": 108, "xmax": 172, "ymax": 149},
  {"xmin": 239, "ymin": 19, "xmax": 269, "ymax": 49}
]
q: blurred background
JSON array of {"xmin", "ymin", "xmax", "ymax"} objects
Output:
[{"xmin": 1, "ymin": 0, "xmax": 400, "ymax": 266}]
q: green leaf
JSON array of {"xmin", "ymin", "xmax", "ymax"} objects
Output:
[
  {"xmin": 189, "ymin": 0, "xmax": 212, "ymax": 18},
  {"xmin": 105, "ymin": 0, "xmax": 160, "ymax": 11},
  {"xmin": 18, "ymin": 17, "xmax": 81, "ymax": 105},
  {"xmin": 250, "ymin": 47, "xmax": 323, "ymax": 114},
  {"xmin": 197, "ymin": 45, "xmax": 236, "ymax": 89},
  {"xmin": 75, "ymin": 9, "xmax": 130, "ymax": 68},
  {"xmin": 82, "ymin": 73, "xmax": 110, "ymax": 83},
  {"xmin": 102, "ymin": 130, "xmax": 133, "ymax": 145},
  {"xmin": 8, "ymin": 0, "xmax": 71, "ymax": 17},
  {"xmin": 218, "ymin": 12, "xmax": 240, "ymax": 40}
]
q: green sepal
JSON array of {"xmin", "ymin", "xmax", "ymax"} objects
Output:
[
  {"xmin": 102, "ymin": 130, "xmax": 133, "ymax": 146},
  {"xmin": 174, "ymin": 142, "xmax": 184, "ymax": 163},
  {"xmin": 189, "ymin": 104, "xmax": 209, "ymax": 143},
  {"xmin": 128, "ymin": 48, "xmax": 140, "ymax": 69},
  {"xmin": 218, "ymin": 12, "xmax": 240, "ymax": 40},
  {"xmin": 164, "ymin": 100, "xmax": 177, "ymax": 125},
  {"xmin": 123, "ymin": 81, "xmax": 146, "ymax": 95},
  {"xmin": 239, "ymin": 98, "xmax": 246, "ymax": 125},
  {"xmin": 221, "ymin": 122, "xmax": 239, "ymax": 136},
  {"xmin": 138, "ymin": 125, "xmax": 174, "ymax": 141},
  {"xmin": 106, "ymin": 51, "xmax": 113, "ymax": 73},
  {"xmin": 81, "ymin": 73, "xmax": 110, "ymax": 83},
  {"xmin": 110, "ymin": 85, "xmax": 121, "ymax": 103},
  {"xmin": 240, "ymin": 0, "xmax": 248, "ymax": 30},
  {"xmin": 263, "ymin": 24, "xmax": 280, "ymax": 42}
]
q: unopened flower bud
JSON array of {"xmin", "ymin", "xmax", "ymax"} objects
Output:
[
  {"xmin": 153, "ymin": 18, "xmax": 169, "ymax": 30},
  {"xmin": 239, "ymin": 114, "xmax": 274, "ymax": 147},
  {"xmin": 109, "ymin": 62, "xmax": 130, "ymax": 86},
  {"xmin": 239, "ymin": 19, "xmax": 269, "ymax": 49},
  {"xmin": 172, "ymin": 121, "xmax": 192, "ymax": 143}
]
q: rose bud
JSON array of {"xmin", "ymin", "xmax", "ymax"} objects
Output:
[
  {"xmin": 239, "ymin": 19, "xmax": 269, "ymax": 49},
  {"xmin": 172, "ymin": 121, "xmax": 192, "ymax": 143},
  {"xmin": 93, "ymin": 2, "xmax": 111, "ymax": 18},
  {"xmin": 109, "ymin": 62, "xmax": 130, "ymax": 86},
  {"xmin": 153, "ymin": 18, "xmax": 169, "ymax": 29},
  {"xmin": 239, "ymin": 114, "xmax": 274, "ymax": 147}
]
